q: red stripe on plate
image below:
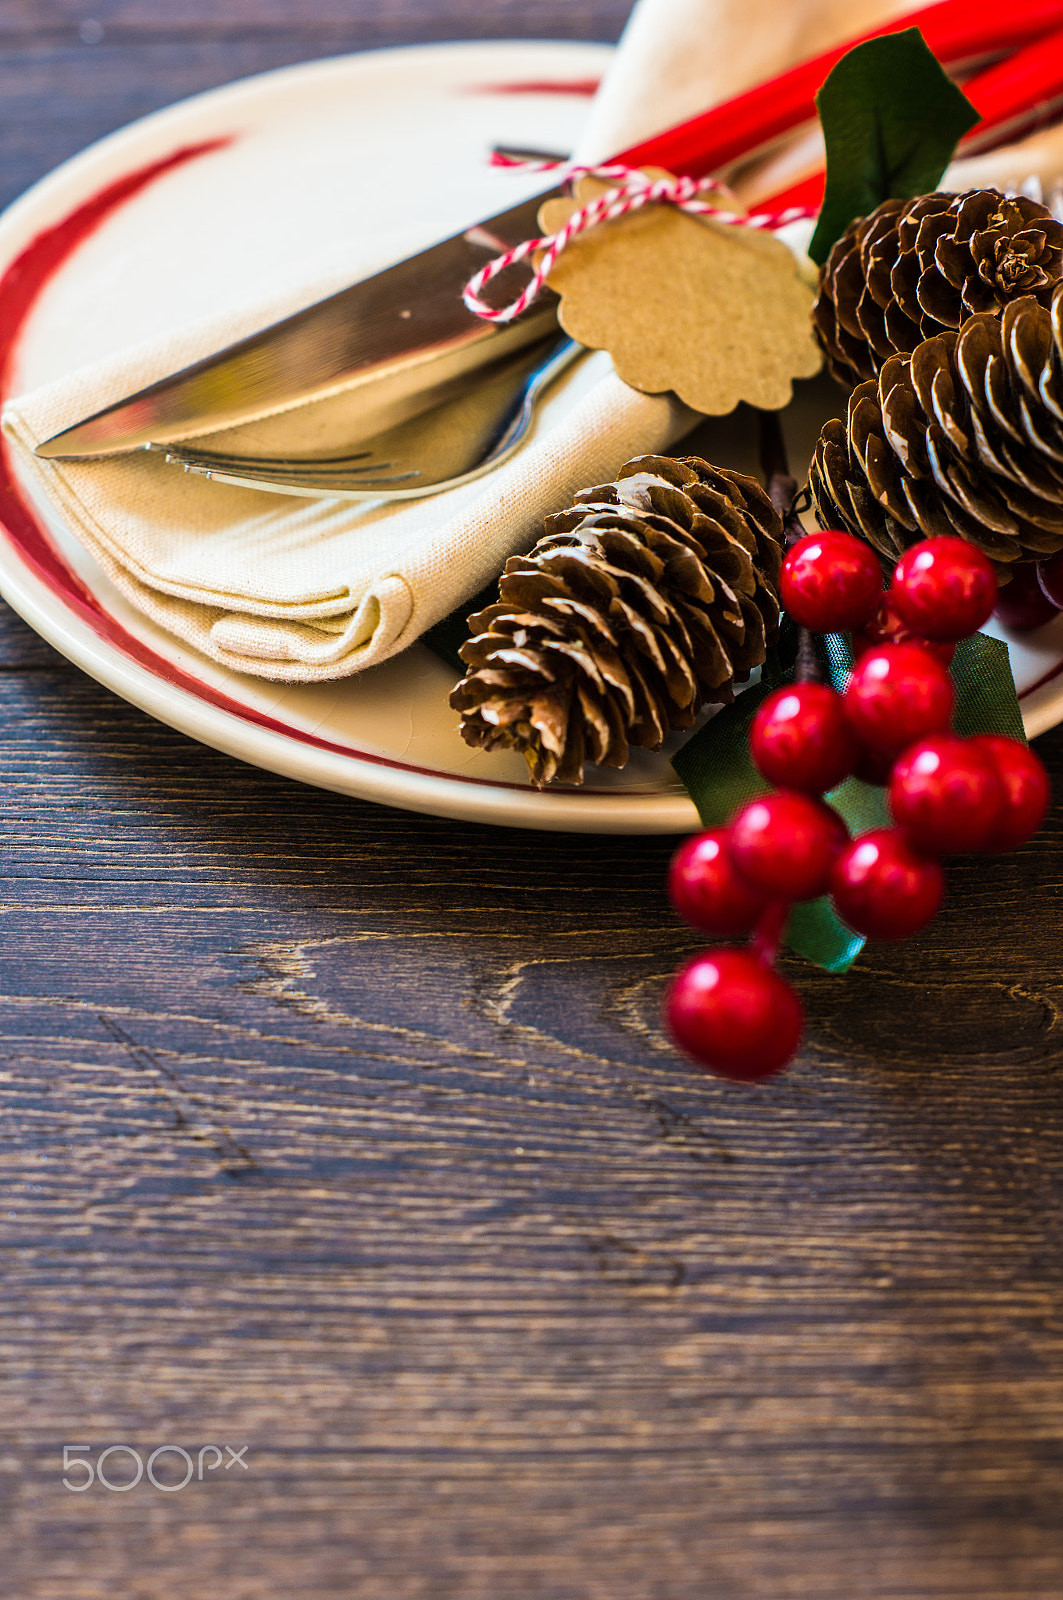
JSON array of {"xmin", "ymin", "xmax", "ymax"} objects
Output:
[{"xmin": 467, "ymin": 78, "xmax": 600, "ymax": 96}]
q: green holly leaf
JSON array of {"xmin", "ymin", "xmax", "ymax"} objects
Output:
[{"xmin": 808, "ymin": 28, "xmax": 980, "ymax": 266}]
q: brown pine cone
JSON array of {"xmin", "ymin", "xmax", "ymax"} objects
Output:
[
  {"xmin": 813, "ymin": 190, "xmax": 1063, "ymax": 386},
  {"xmin": 450, "ymin": 454, "xmax": 784, "ymax": 787},
  {"xmin": 808, "ymin": 290, "xmax": 1063, "ymax": 574}
]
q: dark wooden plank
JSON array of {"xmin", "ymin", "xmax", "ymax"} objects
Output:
[
  {"xmin": 0, "ymin": 5, "xmax": 1062, "ymax": 1596},
  {"xmin": 0, "ymin": 600, "xmax": 67, "ymax": 666},
  {"xmin": 0, "ymin": 654, "xmax": 1057, "ymax": 1597},
  {"xmin": 0, "ymin": 0, "xmax": 630, "ymax": 33}
]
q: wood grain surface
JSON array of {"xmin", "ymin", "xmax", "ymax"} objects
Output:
[{"xmin": 0, "ymin": 6, "xmax": 1062, "ymax": 1597}]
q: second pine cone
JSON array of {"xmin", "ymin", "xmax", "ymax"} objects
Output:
[
  {"xmin": 809, "ymin": 289, "xmax": 1063, "ymax": 574},
  {"xmin": 813, "ymin": 189, "xmax": 1063, "ymax": 386}
]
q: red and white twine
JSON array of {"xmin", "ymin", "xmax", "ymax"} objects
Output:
[{"xmin": 462, "ymin": 160, "xmax": 816, "ymax": 324}]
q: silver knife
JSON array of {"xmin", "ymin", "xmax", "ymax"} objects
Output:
[{"xmin": 36, "ymin": 184, "xmax": 564, "ymax": 459}]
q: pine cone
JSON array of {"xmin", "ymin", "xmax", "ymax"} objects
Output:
[
  {"xmin": 450, "ymin": 454, "xmax": 784, "ymax": 786},
  {"xmin": 808, "ymin": 291, "xmax": 1063, "ymax": 574},
  {"xmin": 812, "ymin": 190, "xmax": 1063, "ymax": 386}
]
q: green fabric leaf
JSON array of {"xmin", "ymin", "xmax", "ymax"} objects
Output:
[
  {"xmin": 950, "ymin": 632, "xmax": 1027, "ymax": 741},
  {"xmin": 808, "ymin": 29, "xmax": 980, "ymax": 266}
]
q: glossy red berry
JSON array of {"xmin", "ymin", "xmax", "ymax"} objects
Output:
[
  {"xmin": 730, "ymin": 790, "xmax": 848, "ymax": 902},
  {"xmin": 968, "ymin": 735, "xmax": 1051, "ymax": 851},
  {"xmin": 994, "ymin": 561, "xmax": 1062, "ymax": 631},
  {"xmin": 668, "ymin": 828, "xmax": 771, "ymax": 936},
  {"xmin": 891, "ymin": 537, "xmax": 998, "ymax": 641},
  {"xmin": 843, "ymin": 643, "xmax": 954, "ymax": 754},
  {"xmin": 750, "ymin": 683, "xmax": 859, "ymax": 794},
  {"xmin": 780, "ymin": 531, "xmax": 883, "ymax": 632},
  {"xmin": 889, "ymin": 735, "xmax": 1004, "ymax": 854},
  {"xmin": 852, "ymin": 596, "xmax": 955, "ymax": 666},
  {"xmin": 1037, "ymin": 549, "xmax": 1063, "ymax": 610},
  {"xmin": 830, "ymin": 828, "xmax": 945, "ymax": 941},
  {"xmin": 664, "ymin": 947, "xmax": 803, "ymax": 1081}
]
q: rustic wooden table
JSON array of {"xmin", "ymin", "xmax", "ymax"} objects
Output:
[{"xmin": 1, "ymin": 4, "xmax": 1061, "ymax": 1597}]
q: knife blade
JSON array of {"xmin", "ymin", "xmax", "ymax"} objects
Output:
[
  {"xmin": 36, "ymin": 186, "xmax": 564, "ymax": 459},
  {"xmin": 35, "ymin": 0, "xmax": 1063, "ymax": 460}
]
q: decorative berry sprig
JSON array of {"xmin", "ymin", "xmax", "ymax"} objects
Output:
[{"xmin": 664, "ymin": 526, "xmax": 1051, "ymax": 1084}]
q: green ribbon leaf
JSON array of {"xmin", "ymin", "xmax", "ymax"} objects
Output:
[
  {"xmin": 808, "ymin": 28, "xmax": 980, "ymax": 266},
  {"xmin": 949, "ymin": 631, "xmax": 1027, "ymax": 741}
]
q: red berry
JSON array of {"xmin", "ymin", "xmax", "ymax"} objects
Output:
[
  {"xmin": 664, "ymin": 948, "xmax": 803, "ymax": 1081},
  {"xmin": 780, "ymin": 531, "xmax": 883, "ymax": 633},
  {"xmin": 750, "ymin": 683, "xmax": 858, "ymax": 794},
  {"xmin": 891, "ymin": 537, "xmax": 997, "ymax": 641},
  {"xmin": 852, "ymin": 596, "xmax": 956, "ymax": 666},
  {"xmin": 889, "ymin": 735, "xmax": 1004, "ymax": 854},
  {"xmin": 830, "ymin": 828, "xmax": 945, "ymax": 940},
  {"xmin": 994, "ymin": 561, "xmax": 1061, "ymax": 631},
  {"xmin": 1037, "ymin": 550, "xmax": 1063, "ymax": 610},
  {"xmin": 968, "ymin": 735, "xmax": 1051, "ymax": 851},
  {"xmin": 844, "ymin": 643, "xmax": 955, "ymax": 754},
  {"xmin": 668, "ymin": 828, "xmax": 770, "ymax": 936},
  {"xmin": 730, "ymin": 790, "xmax": 848, "ymax": 902}
]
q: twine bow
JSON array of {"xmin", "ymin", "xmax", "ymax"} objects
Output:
[{"xmin": 462, "ymin": 160, "xmax": 816, "ymax": 324}]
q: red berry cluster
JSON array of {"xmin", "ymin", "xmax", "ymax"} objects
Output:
[{"xmin": 664, "ymin": 532, "xmax": 1051, "ymax": 1085}]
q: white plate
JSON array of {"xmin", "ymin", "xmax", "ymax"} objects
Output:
[{"xmin": 0, "ymin": 41, "xmax": 1059, "ymax": 833}]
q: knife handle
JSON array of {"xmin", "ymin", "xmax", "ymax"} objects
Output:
[
  {"xmin": 616, "ymin": 0, "xmax": 1063, "ymax": 180},
  {"xmin": 951, "ymin": 23, "xmax": 1063, "ymax": 152}
]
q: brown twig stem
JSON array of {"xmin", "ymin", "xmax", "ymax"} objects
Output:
[
  {"xmin": 757, "ymin": 408, "xmax": 823, "ymax": 685},
  {"xmin": 750, "ymin": 898, "xmax": 791, "ymax": 968},
  {"xmin": 757, "ymin": 408, "xmax": 805, "ymax": 547}
]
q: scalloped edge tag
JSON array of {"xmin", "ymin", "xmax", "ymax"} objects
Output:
[{"xmin": 539, "ymin": 174, "xmax": 822, "ymax": 415}]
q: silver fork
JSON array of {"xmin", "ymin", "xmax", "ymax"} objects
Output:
[{"xmin": 152, "ymin": 335, "xmax": 581, "ymax": 501}]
